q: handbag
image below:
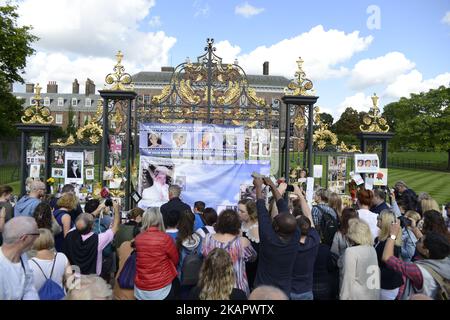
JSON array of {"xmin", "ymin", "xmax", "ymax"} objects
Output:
[{"xmin": 117, "ymin": 250, "xmax": 136, "ymax": 289}]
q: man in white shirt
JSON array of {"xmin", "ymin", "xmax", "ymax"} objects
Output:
[{"xmin": 0, "ymin": 216, "xmax": 40, "ymax": 300}]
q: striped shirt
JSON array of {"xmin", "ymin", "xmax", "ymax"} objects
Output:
[{"xmin": 202, "ymin": 233, "xmax": 257, "ymax": 296}]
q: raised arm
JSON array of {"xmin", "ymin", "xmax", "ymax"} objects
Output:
[
  {"xmin": 390, "ymin": 190, "xmax": 401, "ymax": 217},
  {"xmin": 111, "ymin": 200, "xmax": 121, "ymax": 234},
  {"xmin": 293, "ymin": 185, "xmax": 314, "ymax": 228},
  {"xmin": 382, "ymin": 221, "xmax": 401, "ymax": 263}
]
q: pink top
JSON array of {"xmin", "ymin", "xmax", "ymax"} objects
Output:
[{"xmin": 69, "ymin": 228, "xmax": 114, "ymax": 275}]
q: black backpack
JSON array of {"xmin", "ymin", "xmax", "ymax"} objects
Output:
[
  {"xmin": 180, "ymin": 235, "xmax": 203, "ymax": 286},
  {"xmin": 316, "ymin": 206, "xmax": 338, "ymax": 246}
]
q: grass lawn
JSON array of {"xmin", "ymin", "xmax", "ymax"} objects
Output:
[{"xmin": 388, "ymin": 152, "xmax": 447, "ymax": 162}]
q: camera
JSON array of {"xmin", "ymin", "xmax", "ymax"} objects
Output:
[
  {"xmin": 286, "ymin": 185, "xmax": 295, "ymax": 192},
  {"xmin": 398, "ymin": 215, "xmax": 411, "ymax": 228},
  {"xmin": 105, "ymin": 198, "xmax": 113, "ymax": 207}
]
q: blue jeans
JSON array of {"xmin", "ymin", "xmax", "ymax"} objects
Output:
[{"xmin": 290, "ymin": 291, "xmax": 314, "ymax": 300}]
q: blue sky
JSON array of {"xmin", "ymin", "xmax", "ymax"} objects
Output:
[{"xmin": 7, "ymin": 0, "xmax": 450, "ymax": 121}]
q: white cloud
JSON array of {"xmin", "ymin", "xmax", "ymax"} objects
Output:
[
  {"xmin": 24, "ymin": 52, "xmax": 141, "ymax": 93},
  {"xmin": 349, "ymin": 52, "xmax": 415, "ymax": 89},
  {"xmin": 337, "ymin": 92, "xmax": 373, "ymax": 115},
  {"xmin": 216, "ymin": 25, "xmax": 373, "ymax": 81},
  {"xmin": 215, "ymin": 40, "xmax": 242, "ymax": 64},
  {"xmin": 384, "ymin": 70, "xmax": 450, "ymax": 99},
  {"xmin": 193, "ymin": 0, "xmax": 210, "ymax": 17},
  {"xmin": 235, "ymin": 2, "xmax": 264, "ymax": 18},
  {"xmin": 15, "ymin": 0, "xmax": 176, "ymax": 65},
  {"xmin": 442, "ymin": 11, "xmax": 450, "ymax": 25},
  {"xmin": 12, "ymin": 0, "xmax": 177, "ymax": 90},
  {"xmin": 148, "ymin": 15, "xmax": 161, "ymax": 28}
]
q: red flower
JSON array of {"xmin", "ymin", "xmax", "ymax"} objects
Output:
[{"xmin": 100, "ymin": 187, "xmax": 110, "ymax": 198}]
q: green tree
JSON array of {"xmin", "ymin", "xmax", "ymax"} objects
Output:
[
  {"xmin": 332, "ymin": 107, "xmax": 360, "ymax": 146},
  {"xmin": 319, "ymin": 112, "xmax": 334, "ymax": 128},
  {"xmin": 0, "ymin": 5, "xmax": 38, "ymax": 136},
  {"xmin": 383, "ymin": 86, "xmax": 450, "ymax": 168}
]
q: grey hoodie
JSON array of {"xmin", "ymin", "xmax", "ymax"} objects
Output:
[
  {"xmin": 13, "ymin": 196, "xmax": 40, "ymax": 217},
  {"xmin": 415, "ymin": 257, "xmax": 450, "ymax": 279}
]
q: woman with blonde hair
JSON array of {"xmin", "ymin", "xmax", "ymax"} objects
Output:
[
  {"xmin": 238, "ymin": 199, "xmax": 259, "ymax": 291},
  {"xmin": 53, "ymin": 192, "xmax": 77, "ymax": 252},
  {"xmin": 374, "ymin": 210, "xmax": 403, "ymax": 300},
  {"xmin": 329, "ymin": 193, "xmax": 343, "ymax": 221},
  {"xmin": 340, "ymin": 219, "xmax": 380, "ymax": 300},
  {"xmin": 29, "ymin": 228, "xmax": 71, "ymax": 299},
  {"xmin": 188, "ymin": 248, "xmax": 246, "ymax": 300},
  {"xmin": 401, "ymin": 211, "xmax": 422, "ymax": 262},
  {"xmin": 134, "ymin": 207, "xmax": 179, "ymax": 300},
  {"xmin": 420, "ymin": 199, "xmax": 440, "ymax": 215}
]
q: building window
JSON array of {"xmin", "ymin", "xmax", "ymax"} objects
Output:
[
  {"xmin": 44, "ymin": 97, "xmax": 50, "ymax": 106},
  {"xmin": 71, "ymin": 98, "xmax": 78, "ymax": 107},
  {"xmin": 85, "ymin": 98, "xmax": 91, "ymax": 107},
  {"xmin": 55, "ymin": 114, "xmax": 63, "ymax": 124},
  {"xmin": 143, "ymin": 95, "xmax": 150, "ymax": 104},
  {"xmin": 58, "ymin": 98, "xmax": 64, "ymax": 107}
]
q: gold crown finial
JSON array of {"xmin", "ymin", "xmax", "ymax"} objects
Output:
[
  {"xmin": 284, "ymin": 57, "xmax": 314, "ymax": 96},
  {"xmin": 360, "ymin": 93, "xmax": 389, "ymax": 133},
  {"xmin": 105, "ymin": 50, "xmax": 133, "ymax": 91},
  {"xmin": 21, "ymin": 83, "xmax": 53, "ymax": 125}
]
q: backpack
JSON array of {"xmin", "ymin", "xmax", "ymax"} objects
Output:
[
  {"xmin": 180, "ymin": 235, "xmax": 203, "ymax": 286},
  {"xmin": 117, "ymin": 250, "xmax": 136, "ymax": 289},
  {"xmin": 31, "ymin": 254, "xmax": 65, "ymax": 300},
  {"xmin": 316, "ymin": 206, "xmax": 338, "ymax": 246},
  {"xmin": 421, "ymin": 265, "xmax": 450, "ymax": 300}
]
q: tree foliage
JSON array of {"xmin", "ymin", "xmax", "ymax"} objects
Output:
[
  {"xmin": 382, "ymin": 86, "xmax": 450, "ymax": 168},
  {"xmin": 0, "ymin": 5, "xmax": 37, "ymax": 136}
]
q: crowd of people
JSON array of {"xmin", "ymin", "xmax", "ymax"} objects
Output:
[{"xmin": 0, "ymin": 177, "xmax": 449, "ymax": 300}]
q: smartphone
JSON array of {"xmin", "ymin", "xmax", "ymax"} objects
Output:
[{"xmin": 286, "ymin": 185, "xmax": 294, "ymax": 192}]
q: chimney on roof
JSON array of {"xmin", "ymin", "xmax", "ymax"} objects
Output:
[
  {"xmin": 47, "ymin": 81, "xmax": 58, "ymax": 93},
  {"xmin": 85, "ymin": 78, "xmax": 95, "ymax": 95},
  {"xmin": 26, "ymin": 83, "xmax": 35, "ymax": 93},
  {"xmin": 263, "ymin": 61, "xmax": 269, "ymax": 75},
  {"xmin": 161, "ymin": 66, "xmax": 175, "ymax": 72},
  {"xmin": 72, "ymin": 79, "xmax": 80, "ymax": 94}
]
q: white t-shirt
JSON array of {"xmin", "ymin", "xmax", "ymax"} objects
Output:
[
  {"xmin": 357, "ymin": 209, "xmax": 380, "ymax": 241},
  {"xmin": 29, "ymin": 253, "xmax": 69, "ymax": 292},
  {"xmin": 195, "ymin": 225, "xmax": 216, "ymax": 239},
  {"xmin": 0, "ymin": 248, "xmax": 39, "ymax": 300}
]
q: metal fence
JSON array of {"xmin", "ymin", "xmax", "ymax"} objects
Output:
[{"xmin": 388, "ymin": 158, "xmax": 448, "ymax": 171}]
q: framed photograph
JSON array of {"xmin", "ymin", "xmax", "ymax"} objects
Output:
[
  {"xmin": 54, "ymin": 149, "xmax": 65, "ymax": 165},
  {"xmin": 355, "ymin": 154, "xmax": 380, "ymax": 173},
  {"xmin": 51, "ymin": 168, "xmax": 65, "ymax": 178},
  {"xmin": 65, "ymin": 152, "xmax": 84, "ymax": 184},
  {"xmin": 84, "ymin": 150, "xmax": 95, "ymax": 166},
  {"xmin": 85, "ymin": 168, "xmax": 94, "ymax": 180},
  {"xmin": 29, "ymin": 164, "xmax": 40, "ymax": 178}
]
